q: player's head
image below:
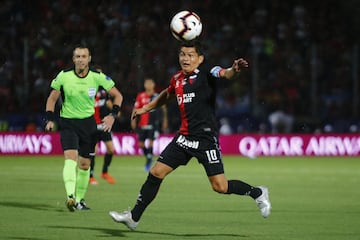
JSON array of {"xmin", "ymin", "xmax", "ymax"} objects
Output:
[
  {"xmin": 144, "ymin": 78, "xmax": 155, "ymax": 93},
  {"xmin": 178, "ymin": 40, "xmax": 204, "ymax": 74},
  {"xmin": 73, "ymin": 44, "xmax": 91, "ymax": 73}
]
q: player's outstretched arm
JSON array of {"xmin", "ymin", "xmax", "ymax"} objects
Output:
[
  {"xmin": 132, "ymin": 88, "xmax": 174, "ymax": 119},
  {"xmin": 221, "ymin": 58, "xmax": 249, "ymax": 80}
]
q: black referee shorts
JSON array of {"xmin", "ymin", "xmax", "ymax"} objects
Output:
[
  {"xmin": 158, "ymin": 134, "xmax": 225, "ymax": 176},
  {"xmin": 59, "ymin": 116, "xmax": 97, "ymax": 158}
]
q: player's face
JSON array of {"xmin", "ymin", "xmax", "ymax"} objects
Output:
[
  {"xmin": 144, "ymin": 79, "xmax": 155, "ymax": 91},
  {"xmin": 73, "ymin": 48, "xmax": 91, "ymax": 73},
  {"xmin": 179, "ymin": 47, "xmax": 204, "ymax": 74}
]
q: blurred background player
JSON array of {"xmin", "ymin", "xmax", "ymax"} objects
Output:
[
  {"xmin": 45, "ymin": 45, "xmax": 123, "ymax": 211},
  {"xmin": 89, "ymin": 84, "xmax": 119, "ymax": 185},
  {"xmin": 131, "ymin": 78, "xmax": 168, "ymax": 171}
]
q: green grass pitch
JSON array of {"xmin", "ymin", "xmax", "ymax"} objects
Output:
[{"xmin": 0, "ymin": 155, "xmax": 359, "ymax": 240}]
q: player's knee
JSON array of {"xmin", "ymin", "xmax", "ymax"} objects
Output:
[
  {"xmin": 150, "ymin": 164, "xmax": 171, "ymax": 179},
  {"xmin": 64, "ymin": 150, "xmax": 77, "ymax": 160},
  {"xmin": 78, "ymin": 156, "xmax": 91, "ymax": 170},
  {"xmin": 211, "ymin": 182, "xmax": 228, "ymax": 194},
  {"xmin": 78, "ymin": 161, "xmax": 90, "ymax": 170},
  {"xmin": 149, "ymin": 168, "xmax": 162, "ymax": 178}
]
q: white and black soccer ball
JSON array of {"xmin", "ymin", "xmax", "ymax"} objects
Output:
[{"xmin": 170, "ymin": 10, "xmax": 202, "ymax": 41}]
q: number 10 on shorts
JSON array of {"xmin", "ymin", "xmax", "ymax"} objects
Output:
[{"xmin": 205, "ymin": 149, "xmax": 220, "ymax": 164}]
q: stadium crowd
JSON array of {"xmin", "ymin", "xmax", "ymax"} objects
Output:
[{"xmin": 0, "ymin": 0, "xmax": 359, "ymax": 133}]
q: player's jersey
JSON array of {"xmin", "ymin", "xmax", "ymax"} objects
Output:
[
  {"xmin": 50, "ymin": 68, "xmax": 115, "ymax": 119},
  {"xmin": 134, "ymin": 91, "xmax": 160, "ymax": 129},
  {"xmin": 167, "ymin": 67, "xmax": 221, "ymax": 137},
  {"xmin": 94, "ymin": 87, "xmax": 111, "ymax": 124}
]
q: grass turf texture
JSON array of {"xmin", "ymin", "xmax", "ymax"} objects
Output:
[{"xmin": 0, "ymin": 155, "xmax": 359, "ymax": 240}]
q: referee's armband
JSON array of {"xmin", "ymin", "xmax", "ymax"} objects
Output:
[{"xmin": 210, "ymin": 66, "xmax": 225, "ymax": 78}]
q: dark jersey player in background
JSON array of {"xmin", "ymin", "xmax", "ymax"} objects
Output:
[
  {"xmin": 109, "ymin": 41, "xmax": 271, "ymax": 230},
  {"xmin": 131, "ymin": 78, "xmax": 168, "ymax": 171},
  {"xmin": 89, "ymin": 86, "xmax": 117, "ymax": 185}
]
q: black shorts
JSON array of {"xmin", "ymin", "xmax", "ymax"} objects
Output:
[
  {"xmin": 95, "ymin": 124, "xmax": 113, "ymax": 142},
  {"xmin": 59, "ymin": 116, "xmax": 97, "ymax": 158},
  {"xmin": 137, "ymin": 128, "xmax": 155, "ymax": 142},
  {"xmin": 158, "ymin": 134, "xmax": 224, "ymax": 176}
]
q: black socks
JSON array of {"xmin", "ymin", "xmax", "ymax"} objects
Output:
[
  {"xmin": 130, "ymin": 176, "xmax": 261, "ymax": 222},
  {"xmin": 89, "ymin": 155, "xmax": 95, "ymax": 177},
  {"xmin": 90, "ymin": 153, "xmax": 113, "ymax": 176},
  {"xmin": 226, "ymin": 180, "xmax": 262, "ymax": 199},
  {"xmin": 102, "ymin": 153, "xmax": 113, "ymax": 173},
  {"xmin": 142, "ymin": 147, "xmax": 153, "ymax": 161},
  {"xmin": 131, "ymin": 173, "xmax": 163, "ymax": 222}
]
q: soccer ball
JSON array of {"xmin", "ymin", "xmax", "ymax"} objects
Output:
[{"xmin": 170, "ymin": 11, "xmax": 202, "ymax": 41}]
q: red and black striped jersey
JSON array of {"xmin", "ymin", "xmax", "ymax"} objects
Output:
[
  {"xmin": 94, "ymin": 87, "xmax": 111, "ymax": 124},
  {"xmin": 134, "ymin": 91, "xmax": 160, "ymax": 128},
  {"xmin": 167, "ymin": 67, "xmax": 222, "ymax": 137}
]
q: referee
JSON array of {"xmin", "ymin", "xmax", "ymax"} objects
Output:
[{"xmin": 45, "ymin": 44, "xmax": 123, "ymax": 211}]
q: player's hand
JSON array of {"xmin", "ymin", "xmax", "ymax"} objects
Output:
[
  {"xmin": 232, "ymin": 58, "xmax": 248, "ymax": 72},
  {"xmin": 102, "ymin": 115, "xmax": 115, "ymax": 132},
  {"xmin": 45, "ymin": 121, "xmax": 54, "ymax": 131},
  {"xmin": 131, "ymin": 107, "xmax": 148, "ymax": 120}
]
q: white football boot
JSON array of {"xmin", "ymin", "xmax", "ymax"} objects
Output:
[
  {"xmin": 109, "ymin": 210, "xmax": 139, "ymax": 230},
  {"xmin": 255, "ymin": 186, "xmax": 271, "ymax": 218}
]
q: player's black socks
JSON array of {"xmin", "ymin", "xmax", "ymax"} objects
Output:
[
  {"xmin": 147, "ymin": 147, "xmax": 153, "ymax": 162},
  {"xmin": 226, "ymin": 180, "xmax": 262, "ymax": 199},
  {"xmin": 102, "ymin": 153, "xmax": 113, "ymax": 173},
  {"xmin": 148, "ymin": 147, "xmax": 153, "ymax": 155},
  {"xmin": 142, "ymin": 147, "xmax": 153, "ymax": 166},
  {"xmin": 142, "ymin": 147, "xmax": 148, "ymax": 156},
  {"xmin": 131, "ymin": 173, "xmax": 163, "ymax": 222},
  {"xmin": 89, "ymin": 155, "xmax": 95, "ymax": 177}
]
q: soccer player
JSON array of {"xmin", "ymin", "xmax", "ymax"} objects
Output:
[
  {"xmin": 89, "ymin": 86, "xmax": 118, "ymax": 185},
  {"xmin": 109, "ymin": 41, "xmax": 271, "ymax": 230},
  {"xmin": 131, "ymin": 78, "xmax": 168, "ymax": 171},
  {"xmin": 45, "ymin": 44, "xmax": 123, "ymax": 211}
]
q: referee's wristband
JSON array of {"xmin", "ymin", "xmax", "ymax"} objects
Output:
[
  {"xmin": 111, "ymin": 105, "xmax": 121, "ymax": 115},
  {"xmin": 45, "ymin": 111, "xmax": 55, "ymax": 122}
]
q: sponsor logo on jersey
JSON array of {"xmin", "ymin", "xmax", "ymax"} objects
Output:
[
  {"xmin": 88, "ymin": 88, "xmax": 96, "ymax": 98},
  {"xmin": 176, "ymin": 92, "xmax": 195, "ymax": 105},
  {"xmin": 176, "ymin": 134, "xmax": 199, "ymax": 149}
]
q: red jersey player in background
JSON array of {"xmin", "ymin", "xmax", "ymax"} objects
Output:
[
  {"xmin": 131, "ymin": 78, "xmax": 168, "ymax": 171},
  {"xmin": 89, "ymin": 86, "xmax": 118, "ymax": 184}
]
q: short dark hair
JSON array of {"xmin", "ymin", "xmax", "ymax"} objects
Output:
[
  {"xmin": 179, "ymin": 40, "xmax": 204, "ymax": 56},
  {"xmin": 144, "ymin": 77, "xmax": 155, "ymax": 83},
  {"xmin": 73, "ymin": 43, "xmax": 91, "ymax": 55}
]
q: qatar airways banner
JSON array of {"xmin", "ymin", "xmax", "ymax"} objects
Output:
[
  {"xmin": 219, "ymin": 134, "xmax": 360, "ymax": 157},
  {"xmin": 0, "ymin": 132, "xmax": 172, "ymax": 156},
  {"xmin": 1, "ymin": 132, "xmax": 360, "ymax": 156}
]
